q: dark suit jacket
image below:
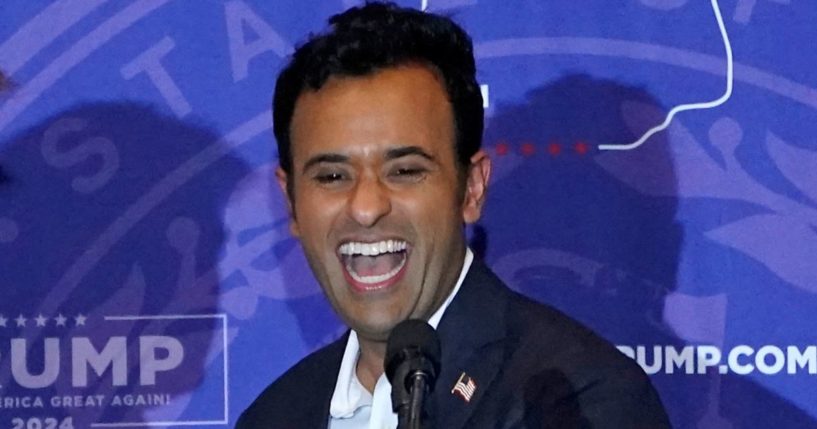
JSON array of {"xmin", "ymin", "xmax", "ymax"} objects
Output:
[{"xmin": 237, "ymin": 260, "xmax": 671, "ymax": 428}]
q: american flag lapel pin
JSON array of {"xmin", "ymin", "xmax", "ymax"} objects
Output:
[{"xmin": 451, "ymin": 371, "xmax": 477, "ymax": 403}]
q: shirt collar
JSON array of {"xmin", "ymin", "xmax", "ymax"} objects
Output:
[{"xmin": 329, "ymin": 248, "xmax": 474, "ymax": 418}]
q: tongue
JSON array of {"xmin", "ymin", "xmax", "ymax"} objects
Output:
[{"xmin": 349, "ymin": 253, "xmax": 403, "ymax": 277}]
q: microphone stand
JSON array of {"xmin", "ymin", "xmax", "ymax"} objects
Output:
[
  {"xmin": 393, "ymin": 361, "xmax": 435, "ymax": 429},
  {"xmin": 386, "ymin": 320, "xmax": 441, "ymax": 429},
  {"xmin": 398, "ymin": 370, "xmax": 429, "ymax": 429}
]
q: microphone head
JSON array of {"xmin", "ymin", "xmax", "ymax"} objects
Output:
[{"xmin": 384, "ymin": 319, "xmax": 441, "ymax": 388}]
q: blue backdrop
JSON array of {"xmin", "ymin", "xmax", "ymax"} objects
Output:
[{"xmin": 1, "ymin": 1, "xmax": 815, "ymax": 428}]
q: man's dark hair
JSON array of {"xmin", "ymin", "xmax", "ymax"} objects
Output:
[{"xmin": 273, "ymin": 1, "xmax": 483, "ymax": 175}]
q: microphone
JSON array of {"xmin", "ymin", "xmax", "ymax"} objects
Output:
[{"xmin": 385, "ymin": 319, "xmax": 441, "ymax": 429}]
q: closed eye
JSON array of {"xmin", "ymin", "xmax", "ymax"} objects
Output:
[
  {"xmin": 394, "ymin": 167, "xmax": 424, "ymax": 176},
  {"xmin": 388, "ymin": 166, "xmax": 428, "ymax": 183},
  {"xmin": 314, "ymin": 171, "xmax": 348, "ymax": 184}
]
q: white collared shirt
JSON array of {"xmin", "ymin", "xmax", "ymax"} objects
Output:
[{"xmin": 328, "ymin": 248, "xmax": 474, "ymax": 429}]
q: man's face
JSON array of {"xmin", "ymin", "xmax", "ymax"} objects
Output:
[{"xmin": 278, "ymin": 64, "xmax": 490, "ymax": 343}]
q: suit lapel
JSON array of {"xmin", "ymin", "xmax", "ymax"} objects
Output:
[
  {"xmin": 304, "ymin": 334, "xmax": 348, "ymax": 429},
  {"xmin": 309, "ymin": 262, "xmax": 512, "ymax": 429},
  {"xmin": 428, "ymin": 260, "xmax": 511, "ymax": 429}
]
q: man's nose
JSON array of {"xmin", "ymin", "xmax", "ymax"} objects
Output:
[{"xmin": 347, "ymin": 174, "xmax": 391, "ymax": 227}]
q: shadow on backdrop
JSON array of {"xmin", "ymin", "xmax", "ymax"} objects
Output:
[
  {"xmin": 479, "ymin": 74, "xmax": 815, "ymax": 428},
  {"xmin": 0, "ymin": 103, "xmax": 250, "ymax": 426}
]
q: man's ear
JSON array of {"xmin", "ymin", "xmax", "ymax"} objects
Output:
[
  {"xmin": 275, "ymin": 166, "xmax": 300, "ymax": 237},
  {"xmin": 462, "ymin": 150, "xmax": 491, "ymax": 224}
]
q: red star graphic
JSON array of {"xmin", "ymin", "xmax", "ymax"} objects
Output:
[
  {"xmin": 521, "ymin": 142, "xmax": 536, "ymax": 156},
  {"xmin": 547, "ymin": 142, "xmax": 561, "ymax": 156},
  {"xmin": 495, "ymin": 141, "xmax": 509, "ymax": 156},
  {"xmin": 574, "ymin": 141, "xmax": 589, "ymax": 155}
]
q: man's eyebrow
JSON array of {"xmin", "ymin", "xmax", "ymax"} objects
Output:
[
  {"xmin": 384, "ymin": 146, "xmax": 435, "ymax": 162},
  {"xmin": 302, "ymin": 153, "xmax": 349, "ymax": 173}
]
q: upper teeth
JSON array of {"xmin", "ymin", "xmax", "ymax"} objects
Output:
[{"xmin": 338, "ymin": 240, "xmax": 407, "ymax": 256}]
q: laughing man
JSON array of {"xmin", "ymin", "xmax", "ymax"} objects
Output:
[{"xmin": 238, "ymin": 2, "xmax": 670, "ymax": 428}]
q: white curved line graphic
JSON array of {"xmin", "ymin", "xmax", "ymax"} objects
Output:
[
  {"xmin": 599, "ymin": 0, "xmax": 733, "ymax": 151},
  {"xmin": 0, "ymin": 0, "xmax": 171, "ymax": 133},
  {"xmin": 0, "ymin": 0, "xmax": 108, "ymax": 75},
  {"xmin": 475, "ymin": 39, "xmax": 812, "ymax": 111}
]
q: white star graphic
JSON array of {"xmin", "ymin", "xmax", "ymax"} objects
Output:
[
  {"xmin": 75, "ymin": 314, "xmax": 87, "ymax": 326},
  {"xmin": 15, "ymin": 314, "xmax": 27, "ymax": 327},
  {"xmin": 35, "ymin": 314, "xmax": 48, "ymax": 327},
  {"xmin": 0, "ymin": 315, "xmax": 7, "ymax": 327},
  {"xmin": 55, "ymin": 314, "xmax": 67, "ymax": 327}
]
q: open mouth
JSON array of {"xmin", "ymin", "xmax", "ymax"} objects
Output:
[{"xmin": 338, "ymin": 240, "xmax": 409, "ymax": 291}]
